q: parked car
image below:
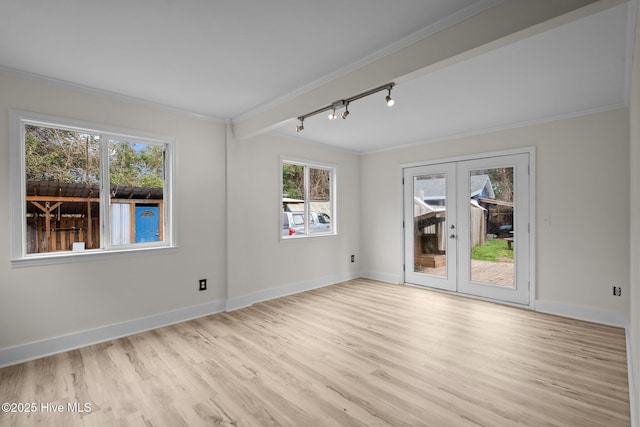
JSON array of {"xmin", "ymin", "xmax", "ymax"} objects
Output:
[
  {"xmin": 282, "ymin": 211, "xmax": 305, "ymax": 236},
  {"xmin": 282, "ymin": 211, "xmax": 331, "ymax": 237}
]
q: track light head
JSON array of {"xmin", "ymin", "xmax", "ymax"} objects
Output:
[
  {"xmin": 385, "ymin": 88, "xmax": 395, "ymax": 107},
  {"xmin": 341, "ymin": 104, "xmax": 350, "ymax": 119},
  {"xmin": 296, "ymin": 118, "xmax": 304, "ymax": 132},
  {"xmin": 328, "ymin": 108, "xmax": 337, "ymax": 120}
]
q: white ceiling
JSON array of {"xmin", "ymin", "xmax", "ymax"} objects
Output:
[
  {"xmin": 0, "ymin": 1, "xmax": 632, "ymax": 153},
  {"xmin": 0, "ymin": 0, "xmax": 492, "ymax": 118},
  {"xmin": 277, "ymin": 2, "xmax": 631, "ymax": 153}
]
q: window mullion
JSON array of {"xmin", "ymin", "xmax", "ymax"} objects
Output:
[{"xmin": 100, "ymin": 135, "xmax": 111, "ymax": 249}]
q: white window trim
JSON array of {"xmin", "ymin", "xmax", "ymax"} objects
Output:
[
  {"xmin": 279, "ymin": 157, "xmax": 337, "ymax": 241},
  {"xmin": 9, "ymin": 110, "xmax": 177, "ymax": 267}
]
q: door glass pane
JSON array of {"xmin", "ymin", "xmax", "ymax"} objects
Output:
[
  {"xmin": 413, "ymin": 173, "xmax": 447, "ymax": 277},
  {"xmin": 469, "ymin": 168, "xmax": 514, "ymax": 287}
]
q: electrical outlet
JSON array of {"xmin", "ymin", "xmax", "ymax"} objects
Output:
[
  {"xmin": 199, "ymin": 279, "xmax": 207, "ymax": 291},
  {"xmin": 612, "ymin": 286, "xmax": 621, "ymax": 297},
  {"xmin": 350, "ymin": 254, "xmax": 355, "ymax": 263}
]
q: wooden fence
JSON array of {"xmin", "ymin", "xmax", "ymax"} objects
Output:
[
  {"xmin": 470, "ymin": 203, "xmax": 487, "ymax": 249},
  {"xmin": 26, "ymin": 216, "xmax": 100, "ymax": 254}
]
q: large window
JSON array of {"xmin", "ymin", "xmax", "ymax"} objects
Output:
[
  {"xmin": 10, "ymin": 111, "xmax": 175, "ymax": 264},
  {"xmin": 281, "ymin": 159, "xmax": 335, "ymax": 239}
]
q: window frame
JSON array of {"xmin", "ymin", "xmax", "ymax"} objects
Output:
[
  {"xmin": 10, "ymin": 110, "xmax": 177, "ymax": 267},
  {"xmin": 280, "ymin": 157, "xmax": 337, "ymax": 240}
]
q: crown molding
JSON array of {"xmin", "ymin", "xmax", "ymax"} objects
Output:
[
  {"xmin": 360, "ymin": 103, "xmax": 627, "ymax": 155},
  {"xmin": 0, "ymin": 65, "xmax": 225, "ymax": 123}
]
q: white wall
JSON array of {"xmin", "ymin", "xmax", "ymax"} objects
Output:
[
  {"xmin": 0, "ymin": 72, "xmax": 361, "ymax": 365},
  {"xmin": 0, "ymin": 74, "xmax": 227, "ymax": 362},
  {"xmin": 226, "ymin": 132, "xmax": 361, "ymax": 308},
  {"xmin": 361, "ymin": 108, "xmax": 630, "ymax": 323}
]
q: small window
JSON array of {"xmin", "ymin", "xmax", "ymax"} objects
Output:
[
  {"xmin": 281, "ymin": 159, "xmax": 335, "ymax": 239},
  {"xmin": 11, "ymin": 111, "xmax": 175, "ymax": 264}
]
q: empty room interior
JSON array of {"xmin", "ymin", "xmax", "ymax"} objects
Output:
[{"xmin": 1, "ymin": 0, "xmax": 640, "ymax": 425}]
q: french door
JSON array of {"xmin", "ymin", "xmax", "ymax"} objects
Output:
[{"xmin": 403, "ymin": 153, "xmax": 530, "ymax": 305}]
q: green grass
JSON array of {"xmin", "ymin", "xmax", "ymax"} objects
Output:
[{"xmin": 471, "ymin": 239, "xmax": 513, "ymax": 262}]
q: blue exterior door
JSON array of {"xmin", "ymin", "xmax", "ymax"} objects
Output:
[{"xmin": 135, "ymin": 206, "xmax": 160, "ymax": 243}]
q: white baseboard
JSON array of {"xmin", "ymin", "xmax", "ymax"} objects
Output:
[
  {"xmin": 0, "ymin": 273, "xmax": 362, "ymax": 368},
  {"xmin": 534, "ymin": 299, "xmax": 629, "ymax": 327},
  {"xmin": 226, "ymin": 271, "xmax": 361, "ymax": 311},
  {"xmin": 0, "ymin": 299, "xmax": 226, "ymax": 369},
  {"xmin": 225, "ymin": 295, "xmax": 253, "ymax": 312},
  {"xmin": 362, "ymin": 272, "xmax": 630, "ymax": 328},
  {"xmin": 360, "ymin": 270, "xmax": 402, "ymax": 285},
  {"xmin": 2, "ymin": 276, "xmax": 629, "ymax": 373}
]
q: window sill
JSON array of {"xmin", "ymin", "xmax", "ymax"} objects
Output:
[
  {"xmin": 280, "ymin": 232, "xmax": 338, "ymax": 242},
  {"xmin": 10, "ymin": 245, "xmax": 179, "ymax": 268}
]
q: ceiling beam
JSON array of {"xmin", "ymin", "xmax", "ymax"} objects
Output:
[{"xmin": 232, "ymin": 0, "xmax": 625, "ymax": 141}]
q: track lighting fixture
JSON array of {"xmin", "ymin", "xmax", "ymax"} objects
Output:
[
  {"xmin": 341, "ymin": 103, "xmax": 350, "ymax": 119},
  {"xmin": 385, "ymin": 87, "xmax": 395, "ymax": 107},
  {"xmin": 295, "ymin": 82, "xmax": 395, "ymax": 132}
]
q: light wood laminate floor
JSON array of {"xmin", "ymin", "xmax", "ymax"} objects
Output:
[{"xmin": 0, "ymin": 279, "xmax": 630, "ymax": 426}]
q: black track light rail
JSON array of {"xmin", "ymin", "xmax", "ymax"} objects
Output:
[{"xmin": 296, "ymin": 82, "xmax": 395, "ymax": 130}]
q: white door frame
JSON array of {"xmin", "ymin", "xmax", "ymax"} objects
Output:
[{"xmin": 401, "ymin": 147, "xmax": 536, "ymax": 308}]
